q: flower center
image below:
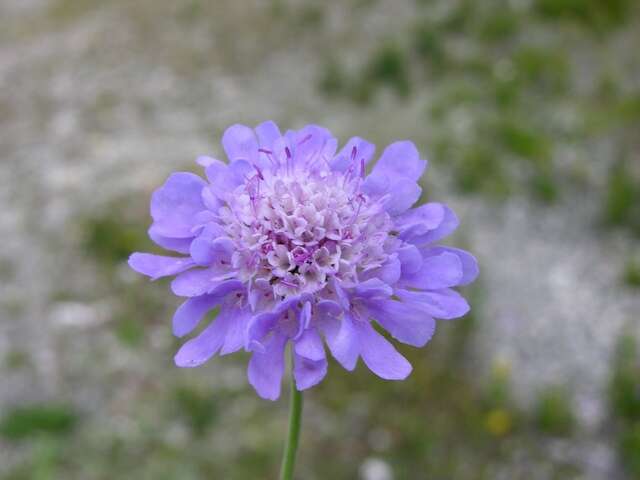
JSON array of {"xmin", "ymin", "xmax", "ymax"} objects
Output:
[{"xmin": 221, "ymin": 169, "xmax": 392, "ymax": 298}]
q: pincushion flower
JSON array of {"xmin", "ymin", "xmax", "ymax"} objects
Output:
[{"xmin": 129, "ymin": 121, "xmax": 478, "ymax": 401}]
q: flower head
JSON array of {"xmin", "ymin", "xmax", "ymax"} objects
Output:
[{"xmin": 129, "ymin": 122, "xmax": 478, "ymax": 400}]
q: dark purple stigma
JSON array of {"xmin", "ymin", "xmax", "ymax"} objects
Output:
[{"xmin": 298, "ymin": 134, "xmax": 313, "ymax": 146}]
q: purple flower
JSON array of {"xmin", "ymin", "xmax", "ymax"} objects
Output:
[{"xmin": 129, "ymin": 122, "xmax": 478, "ymax": 400}]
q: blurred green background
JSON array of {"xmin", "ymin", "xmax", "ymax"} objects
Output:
[{"xmin": 1, "ymin": 0, "xmax": 639, "ymax": 478}]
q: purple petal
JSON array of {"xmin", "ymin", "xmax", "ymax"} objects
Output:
[
  {"xmin": 400, "ymin": 204, "xmax": 459, "ymax": 245},
  {"xmin": 222, "ymin": 124, "xmax": 258, "ymax": 164},
  {"xmin": 363, "ymin": 175, "xmax": 422, "ymax": 216},
  {"xmin": 190, "ymin": 233, "xmax": 233, "ymax": 266},
  {"xmin": 172, "ymin": 281, "xmax": 243, "ymax": 336},
  {"xmin": 148, "ymin": 226, "xmax": 192, "ymax": 254},
  {"xmin": 385, "ymin": 178, "xmax": 422, "ymax": 216},
  {"xmin": 220, "ymin": 306, "xmax": 252, "ymax": 355},
  {"xmin": 128, "ymin": 253, "xmax": 194, "ymax": 280},
  {"xmin": 171, "ymin": 267, "xmax": 234, "ymax": 297},
  {"xmin": 397, "ymin": 244, "xmax": 422, "ymax": 275},
  {"xmin": 248, "ymin": 334, "xmax": 287, "ymax": 401},
  {"xmin": 324, "ymin": 313, "xmax": 360, "ymax": 371},
  {"xmin": 425, "ymin": 247, "xmax": 479, "ymax": 286},
  {"xmin": 366, "ymin": 298, "xmax": 436, "ymax": 347},
  {"xmin": 395, "ymin": 288, "xmax": 470, "ymax": 320},
  {"xmin": 292, "ymin": 125, "xmax": 337, "ymax": 169},
  {"xmin": 201, "ymin": 185, "xmax": 222, "ymax": 211},
  {"xmin": 173, "ymin": 295, "xmax": 220, "ymax": 338},
  {"xmin": 174, "ymin": 312, "xmax": 233, "ymax": 367},
  {"xmin": 205, "ymin": 159, "xmax": 253, "ymax": 197},
  {"xmin": 255, "ymin": 121, "xmax": 282, "ymax": 150},
  {"xmin": 294, "ymin": 328, "xmax": 325, "ymax": 361},
  {"xmin": 346, "ymin": 278, "xmax": 393, "ymax": 301},
  {"xmin": 401, "ymin": 252, "xmax": 463, "ymax": 290},
  {"xmin": 331, "ymin": 136, "xmax": 376, "ymax": 173},
  {"xmin": 246, "ymin": 311, "xmax": 280, "ymax": 352},
  {"xmin": 196, "ymin": 155, "xmax": 217, "ymax": 167},
  {"xmin": 293, "ymin": 353, "xmax": 327, "ymax": 391},
  {"xmin": 354, "ymin": 320, "xmax": 412, "ymax": 380},
  {"xmin": 373, "ymin": 140, "xmax": 427, "ymax": 182},
  {"xmin": 150, "ymin": 173, "xmax": 206, "ymax": 238}
]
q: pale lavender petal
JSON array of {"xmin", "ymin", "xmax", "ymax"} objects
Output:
[
  {"xmin": 128, "ymin": 253, "xmax": 194, "ymax": 280},
  {"xmin": 372, "ymin": 140, "xmax": 427, "ymax": 182},
  {"xmin": 172, "ymin": 295, "xmax": 220, "ymax": 338},
  {"xmin": 148, "ymin": 226, "xmax": 192, "ymax": 254},
  {"xmin": 324, "ymin": 312, "xmax": 360, "ymax": 371},
  {"xmin": 220, "ymin": 307, "xmax": 252, "ymax": 355},
  {"xmin": 246, "ymin": 311, "xmax": 280, "ymax": 352},
  {"xmin": 248, "ymin": 334, "xmax": 287, "ymax": 400},
  {"xmin": 395, "ymin": 288, "xmax": 470, "ymax": 320},
  {"xmin": 403, "ymin": 205, "xmax": 459, "ymax": 245},
  {"xmin": 396, "ymin": 203, "xmax": 445, "ymax": 233},
  {"xmin": 222, "ymin": 124, "xmax": 258, "ymax": 164},
  {"xmin": 385, "ymin": 178, "xmax": 422, "ymax": 215},
  {"xmin": 293, "ymin": 353, "xmax": 327, "ymax": 390},
  {"xmin": 174, "ymin": 312, "xmax": 233, "ymax": 367},
  {"xmin": 401, "ymin": 252, "xmax": 463, "ymax": 290},
  {"xmin": 397, "ymin": 244, "xmax": 422, "ymax": 275},
  {"xmin": 331, "ymin": 136, "xmax": 376, "ymax": 173},
  {"xmin": 346, "ymin": 278, "xmax": 393, "ymax": 300},
  {"xmin": 361, "ymin": 257, "xmax": 401, "ymax": 284},
  {"xmin": 293, "ymin": 125, "xmax": 336, "ymax": 169},
  {"xmin": 255, "ymin": 121, "xmax": 282, "ymax": 150},
  {"xmin": 425, "ymin": 247, "xmax": 479, "ymax": 285},
  {"xmin": 201, "ymin": 185, "xmax": 222, "ymax": 211},
  {"xmin": 196, "ymin": 155, "xmax": 217, "ymax": 167},
  {"xmin": 366, "ymin": 298, "xmax": 436, "ymax": 347},
  {"xmin": 354, "ymin": 320, "xmax": 412, "ymax": 380},
  {"xmin": 363, "ymin": 175, "xmax": 422, "ymax": 215},
  {"xmin": 205, "ymin": 159, "xmax": 253, "ymax": 197},
  {"xmin": 172, "ymin": 280, "xmax": 244, "ymax": 336},
  {"xmin": 171, "ymin": 267, "xmax": 234, "ymax": 297},
  {"xmin": 294, "ymin": 328, "xmax": 325, "ymax": 361},
  {"xmin": 190, "ymin": 234, "xmax": 233, "ymax": 266},
  {"xmin": 150, "ymin": 172, "xmax": 206, "ymax": 238}
]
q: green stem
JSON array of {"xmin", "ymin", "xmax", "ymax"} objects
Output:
[{"xmin": 279, "ymin": 361, "xmax": 303, "ymax": 480}]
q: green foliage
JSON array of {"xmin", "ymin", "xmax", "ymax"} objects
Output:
[
  {"xmin": 478, "ymin": 8, "xmax": 520, "ymax": 42},
  {"xmin": 609, "ymin": 334, "xmax": 640, "ymax": 422},
  {"xmin": 497, "ymin": 120, "xmax": 550, "ymax": 161},
  {"xmin": 413, "ymin": 23, "xmax": 446, "ymax": 70},
  {"xmin": 172, "ymin": 386, "xmax": 219, "ymax": 437},
  {"xmin": 82, "ymin": 208, "xmax": 149, "ymax": 266},
  {"xmin": 623, "ymin": 259, "xmax": 640, "ymax": 288},
  {"xmin": 0, "ymin": 405, "xmax": 78, "ymax": 441},
  {"xmin": 365, "ymin": 42, "xmax": 411, "ymax": 98},
  {"xmin": 619, "ymin": 423, "xmax": 640, "ymax": 477},
  {"xmin": 603, "ymin": 162, "xmax": 640, "ymax": 234},
  {"xmin": 511, "ymin": 47, "xmax": 570, "ymax": 94},
  {"xmin": 609, "ymin": 334, "xmax": 640, "ymax": 477},
  {"xmin": 114, "ymin": 316, "xmax": 145, "ymax": 347},
  {"xmin": 4, "ymin": 350, "xmax": 31, "ymax": 370},
  {"xmin": 454, "ymin": 144, "xmax": 510, "ymax": 199},
  {"xmin": 534, "ymin": 386, "xmax": 575, "ymax": 436},
  {"xmin": 535, "ymin": 0, "xmax": 633, "ymax": 30},
  {"xmin": 318, "ymin": 59, "xmax": 347, "ymax": 97}
]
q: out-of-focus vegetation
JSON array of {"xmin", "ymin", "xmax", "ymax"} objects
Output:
[
  {"xmin": 609, "ymin": 333, "xmax": 640, "ymax": 477},
  {"xmin": 318, "ymin": 0, "xmax": 640, "ymax": 214},
  {"xmin": 2, "ymin": 0, "xmax": 640, "ymax": 478}
]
